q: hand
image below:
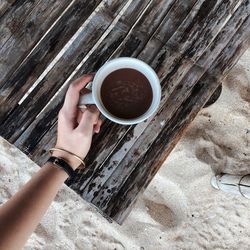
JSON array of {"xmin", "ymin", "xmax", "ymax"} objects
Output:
[{"xmin": 53, "ymin": 74, "xmax": 102, "ymax": 170}]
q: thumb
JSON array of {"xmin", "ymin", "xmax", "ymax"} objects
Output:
[{"xmin": 77, "ymin": 105, "xmax": 99, "ymax": 134}]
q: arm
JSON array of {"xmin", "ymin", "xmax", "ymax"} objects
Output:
[{"xmin": 0, "ymin": 75, "xmax": 102, "ymax": 250}]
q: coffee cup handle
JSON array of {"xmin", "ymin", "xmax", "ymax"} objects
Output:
[
  {"xmin": 78, "ymin": 92, "xmax": 95, "ymax": 107},
  {"xmin": 78, "ymin": 80, "xmax": 95, "ymax": 107}
]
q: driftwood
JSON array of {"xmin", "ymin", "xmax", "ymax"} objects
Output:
[{"xmin": 0, "ymin": 0, "xmax": 249, "ymax": 224}]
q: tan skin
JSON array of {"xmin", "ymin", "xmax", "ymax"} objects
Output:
[{"xmin": 0, "ymin": 75, "xmax": 102, "ymax": 250}]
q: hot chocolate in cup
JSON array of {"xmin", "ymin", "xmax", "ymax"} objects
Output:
[{"xmin": 78, "ymin": 57, "xmax": 161, "ymax": 125}]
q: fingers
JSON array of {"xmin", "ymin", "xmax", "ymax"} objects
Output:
[
  {"xmin": 80, "ymin": 87, "xmax": 91, "ymax": 96},
  {"xmin": 77, "ymin": 105, "xmax": 100, "ymax": 134},
  {"xmin": 76, "ymin": 106, "xmax": 102, "ymax": 133},
  {"xmin": 94, "ymin": 118, "xmax": 102, "ymax": 133},
  {"xmin": 63, "ymin": 74, "xmax": 94, "ymax": 115},
  {"xmin": 76, "ymin": 108, "xmax": 85, "ymax": 124}
]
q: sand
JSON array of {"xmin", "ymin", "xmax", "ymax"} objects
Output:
[{"xmin": 0, "ymin": 49, "xmax": 250, "ymax": 250}]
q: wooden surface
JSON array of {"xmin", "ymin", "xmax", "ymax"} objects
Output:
[{"xmin": 0, "ymin": 0, "xmax": 249, "ymax": 224}]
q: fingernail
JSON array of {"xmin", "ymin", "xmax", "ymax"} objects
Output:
[{"xmin": 88, "ymin": 104, "xmax": 98, "ymax": 112}]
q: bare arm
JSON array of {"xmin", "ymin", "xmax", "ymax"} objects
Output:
[{"xmin": 0, "ymin": 75, "xmax": 102, "ymax": 250}]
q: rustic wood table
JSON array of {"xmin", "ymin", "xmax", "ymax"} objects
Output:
[{"xmin": 0, "ymin": 0, "xmax": 249, "ymax": 224}]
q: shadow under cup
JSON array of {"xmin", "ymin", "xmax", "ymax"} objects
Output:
[{"xmin": 79, "ymin": 57, "xmax": 161, "ymax": 125}]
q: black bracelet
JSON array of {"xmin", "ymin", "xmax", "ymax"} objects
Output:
[{"xmin": 47, "ymin": 156, "xmax": 75, "ymax": 179}]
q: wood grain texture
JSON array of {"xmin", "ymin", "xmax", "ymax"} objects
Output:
[
  {"xmin": 139, "ymin": 0, "xmax": 245, "ymax": 62},
  {"xmin": 0, "ymin": 0, "xmax": 39, "ymax": 46},
  {"xmin": 112, "ymin": 0, "xmax": 178, "ymax": 58},
  {"xmin": 15, "ymin": 0, "xmax": 152, "ymax": 155},
  {"xmin": 1, "ymin": 0, "xmax": 249, "ymax": 224},
  {"xmin": 138, "ymin": 0, "xmax": 198, "ymax": 62},
  {"xmin": 12, "ymin": 0, "xmax": 176, "ymax": 150},
  {"xmin": 0, "ymin": 0, "xmax": 18, "ymax": 18},
  {"xmin": 82, "ymin": 0, "xmax": 250, "ymax": 223},
  {"xmin": 0, "ymin": 0, "xmax": 74, "ymax": 85},
  {"xmin": 70, "ymin": 0, "xmax": 245, "ymax": 195},
  {"xmin": 151, "ymin": 0, "xmax": 244, "ymax": 79},
  {"xmin": 0, "ymin": 0, "xmax": 129, "ymax": 141},
  {"xmin": 14, "ymin": 0, "xmax": 185, "ymax": 182},
  {"xmin": 109, "ymin": 33, "xmax": 250, "ymax": 224},
  {"xmin": 0, "ymin": 0, "xmax": 103, "ymax": 123}
]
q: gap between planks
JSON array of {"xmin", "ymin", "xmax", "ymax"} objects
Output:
[
  {"xmin": 35, "ymin": 0, "xmax": 136, "ymax": 118},
  {"xmin": 18, "ymin": 0, "xmax": 104, "ymax": 105}
]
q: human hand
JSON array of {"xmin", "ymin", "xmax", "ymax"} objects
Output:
[{"xmin": 52, "ymin": 74, "xmax": 102, "ymax": 170}]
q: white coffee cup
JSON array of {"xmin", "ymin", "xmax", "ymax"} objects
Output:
[{"xmin": 78, "ymin": 57, "xmax": 161, "ymax": 125}]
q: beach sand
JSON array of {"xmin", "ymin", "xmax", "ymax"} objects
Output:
[{"xmin": 0, "ymin": 49, "xmax": 249, "ymax": 250}]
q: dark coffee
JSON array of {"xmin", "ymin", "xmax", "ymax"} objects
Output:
[{"xmin": 100, "ymin": 68, "xmax": 153, "ymax": 119}]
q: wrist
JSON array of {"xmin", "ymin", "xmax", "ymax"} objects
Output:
[
  {"xmin": 45, "ymin": 161, "xmax": 69, "ymax": 179},
  {"xmin": 51, "ymin": 150, "xmax": 81, "ymax": 171}
]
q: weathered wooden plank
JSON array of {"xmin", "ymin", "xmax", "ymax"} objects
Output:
[
  {"xmin": 114, "ymin": 0, "xmax": 236, "ymax": 62},
  {"xmin": 111, "ymin": 0, "xmax": 178, "ymax": 58},
  {"xmin": 68, "ymin": 0, "xmax": 194, "ymax": 188},
  {"xmin": 138, "ymin": 0, "xmax": 198, "ymax": 62},
  {"xmin": 0, "ymin": 0, "xmax": 11, "ymax": 17},
  {"xmin": 104, "ymin": 32, "xmax": 250, "ymax": 224},
  {"xmin": 82, "ymin": 4, "xmax": 250, "ymax": 216},
  {"xmin": 0, "ymin": 0, "xmax": 18, "ymax": 18},
  {"xmin": 15, "ymin": 0, "xmax": 152, "ymax": 155},
  {"xmin": 17, "ymin": 0, "xmax": 246, "ymax": 190},
  {"xmin": 0, "ymin": 0, "xmax": 130, "ymax": 141},
  {"xmin": 73, "ymin": 0, "xmax": 245, "ymax": 195},
  {"xmin": 0, "ymin": 0, "xmax": 103, "ymax": 123},
  {"xmin": 141, "ymin": 0, "xmax": 246, "ymax": 106},
  {"xmin": 30, "ymin": 122, "xmax": 58, "ymax": 162},
  {"xmin": 12, "ymin": 0, "xmax": 176, "ymax": 150},
  {"xmin": 146, "ymin": 0, "xmax": 243, "ymax": 63},
  {"xmin": 0, "ymin": 0, "xmax": 41, "ymax": 47},
  {"xmin": 151, "ymin": 0, "xmax": 244, "ymax": 79},
  {"xmin": 0, "ymin": 0, "xmax": 75, "ymax": 85},
  {"xmin": 15, "ymin": 0, "xmax": 183, "ymax": 182},
  {"xmin": 204, "ymin": 83, "xmax": 222, "ymax": 108},
  {"xmin": 3, "ymin": 0, "xmax": 248, "ymax": 224}
]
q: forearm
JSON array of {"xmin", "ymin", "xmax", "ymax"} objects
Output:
[
  {"xmin": 0, "ymin": 75, "xmax": 100, "ymax": 250},
  {"xmin": 0, "ymin": 163, "xmax": 68, "ymax": 250}
]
